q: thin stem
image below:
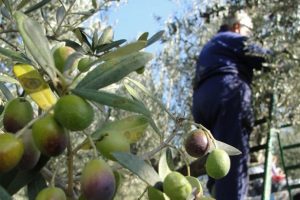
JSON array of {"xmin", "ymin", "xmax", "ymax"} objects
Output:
[
  {"xmin": 0, "ymin": 37, "xmax": 19, "ymax": 50},
  {"xmin": 72, "ymin": 141, "xmax": 86, "ymax": 154},
  {"xmin": 16, "ymin": 106, "xmax": 53, "ymax": 138},
  {"xmin": 83, "ymin": 130, "xmax": 98, "ymax": 158},
  {"xmin": 137, "ymin": 187, "xmax": 148, "ymax": 200},
  {"xmin": 125, "ymin": 77, "xmax": 177, "ymax": 122},
  {"xmin": 54, "ymin": 0, "xmax": 77, "ymax": 36},
  {"xmin": 185, "ymin": 121, "xmax": 218, "ymax": 149},
  {"xmin": 0, "ymin": 29, "xmax": 18, "ymax": 34},
  {"xmin": 50, "ymin": 163, "xmax": 59, "ymax": 187},
  {"xmin": 66, "ymin": 131, "xmax": 75, "ymax": 198},
  {"xmin": 41, "ymin": 167, "xmax": 67, "ymax": 188},
  {"xmin": 177, "ymin": 148, "xmax": 190, "ymax": 176},
  {"xmin": 141, "ymin": 120, "xmax": 182, "ymax": 160}
]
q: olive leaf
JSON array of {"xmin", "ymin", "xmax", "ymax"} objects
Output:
[
  {"xmin": 0, "ymin": 185, "xmax": 11, "ymax": 200},
  {"xmin": 146, "ymin": 30, "xmax": 165, "ymax": 47},
  {"xmin": 158, "ymin": 148, "xmax": 173, "ymax": 180},
  {"xmin": 113, "ymin": 152, "xmax": 162, "ymax": 186},
  {"xmin": 99, "ymin": 40, "xmax": 147, "ymax": 61},
  {"xmin": 0, "ymin": 83, "xmax": 14, "ymax": 101},
  {"xmin": 56, "ymin": 6, "xmax": 66, "ymax": 25},
  {"xmin": 27, "ymin": 173, "xmax": 47, "ymax": 200},
  {"xmin": 72, "ymin": 88, "xmax": 151, "ymax": 117},
  {"xmin": 72, "ymin": 88, "xmax": 162, "ymax": 137},
  {"xmin": 76, "ymin": 52, "xmax": 153, "ymax": 89},
  {"xmin": 0, "ymin": 74, "xmax": 19, "ymax": 85},
  {"xmin": 124, "ymin": 83, "xmax": 142, "ymax": 101},
  {"xmin": 138, "ymin": 32, "xmax": 149, "ymax": 41},
  {"xmin": 2, "ymin": 0, "xmax": 12, "ymax": 16},
  {"xmin": 24, "ymin": 0, "xmax": 51, "ymax": 14},
  {"xmin": 16, "ymin": 0, "xmax": 31, "ymax": 10},
  {"xmin": 14, "ymin": 11, "xmax": 56, "ymax": 82},
  {"xmin": 84, "ymin": 115, "xmax": 149, "ymax": 145},
  {"xmin": 95, "ymin": 39, "xmax": 126, "ymax": 53},
  {"xmin": 98, "ymin": 26, "xmax": 114, "ymax": 45},
  {"xmin": 215, "ymin": 140, "xmax": 242, "ymax": 156},
  {"xmin": 0, "ymin": 47, "xmax": 31, "ymax": 64}
]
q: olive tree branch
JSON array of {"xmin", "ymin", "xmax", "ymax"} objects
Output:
[
  {"xmin": 66, "ymin": 130, "xmax": 75, "ymax": 199},
  {"xmin": 0, "ymin": 37, "xmax": 19, "ymax": 51},
  {"xmin": 141, "ymin": 118, "xmax": 184, "ymax": 160},
  {"xmin": 16, "ymin": 106, "xmax": 53, "ymax": 138},
  {"xmin": 54, "ymin": 0, "xmax": 77, "ymax": 36}
]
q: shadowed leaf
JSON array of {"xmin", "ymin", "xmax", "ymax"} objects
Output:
[
  {"xmin": 24, "ymin": 0, "xmax": 51, "ymax": 14},
  {"xmin": 0, "ymin": 186, "xmax": 11, "ymax": 200},
  {"xmin": 113, "ymin": 152, "xmax": 162, "ymax": 186}
]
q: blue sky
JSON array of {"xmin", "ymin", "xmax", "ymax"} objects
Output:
[{"xmin": 107, "ymin": 0, "xmax": 179, "ymax": 52}]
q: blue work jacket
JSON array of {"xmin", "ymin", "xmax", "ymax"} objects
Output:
[
  {"xmin": 194, "ymin": 30, "xmax": 270, "ymax": 87},
  {"xmin": 192, "ymin": 30, "xmax": 271, "ymax": 200}
]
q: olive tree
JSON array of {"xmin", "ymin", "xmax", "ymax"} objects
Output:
[
  {"xmin": 153, "ymin": 0, "xmax": 300, "ymax": 181},
  {"xmin": 0, "ymin": 1, "xmax": 241, "ymax": 200}
]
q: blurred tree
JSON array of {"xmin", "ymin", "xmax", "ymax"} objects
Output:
[{"xmin": 154, "ymin": 0, "xmax": 300, "ymax": 154}]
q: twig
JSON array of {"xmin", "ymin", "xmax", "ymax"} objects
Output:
[
  {"xmin": 83, "ymin": 130, "xmax": 98, "ymax": 158},
  {"xmin": 0, "ymin": 37, "xmax": 19, "ymax": 51},
  {"xmin": 54, "ymin": 0, "xmax": 77, "ymax": 36},
  {"xmin": 16, "ymin": 107, "xmax": 53, "ymax": 138},
  {"xmin": 137, "ymin": 187, "xmax": 148, "ymax": 200},
  {"xmin": 66, "ymin": 131, "xmax": 75, "ymax": 199},
  {"xmin": 141, "ymin": 118, "xmax": 183, "ymax": 160}
]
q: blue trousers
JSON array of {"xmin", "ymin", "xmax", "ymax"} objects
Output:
[{"xmin": 192, "ymin": 74, "xmax": 253, "ymax": 200}]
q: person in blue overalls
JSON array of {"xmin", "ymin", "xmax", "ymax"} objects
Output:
[{"xmin": 192, "ymin": 10, "xmax": 271, "ymax": 200}]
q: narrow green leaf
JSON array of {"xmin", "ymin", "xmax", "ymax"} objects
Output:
[
  {"xmin": 0, "ymin": 168, "xmax": 18, "ymax": 188},
  {"xmin": 62, "ymin": 39, "xmax": 84, "ymax": 52},
  {"xmin": 0, "ymin": 83, "xmax": 14, "ymax": 100},
  {"xmin": 126, "ymin": 78, "xmax": 151, "ymax": 96},
  {"xmin": 72, "ymin": 88, "xmax": 151, "ymax": 117},
  {"xmin": 124, "ymin": 78, "xmax": 165, "ymax": 137},
  {"xmin": 64, "ymin": 52, "xmax": 83, "ymax": 72},
  {"xmin": 124, "ymin": 83, "xmax": 142, "ymax": 101},
  {"xmin": 100, "ymin": 41, "xmax": 147, "ymax": 61},
  {"xmin": 24, "ymin": 0, "xmax": 51, "ymax": 14},
  {"xmin": 0, "ymin": 47, "xmax": 31, "ymax": 64},
  {"xmin": 90, "ymin": 115, "xmax": 149, "ymax": 143},
  {"xmin": 113, "ymin": 152, "xmax": 162, "ymax": 186},
  {"xmin": 14, "ymin": 11, "xmax": 56, "ymax": 82},
  {"xmin": 215, "ymin": 140, "xmax": 241, "ymax": 156},
  {"xmin": 148, "ymin": 117, "xmax": 163, "ymax": 137},
  {"xmin": 158, "ymin": 148, "xmax": 173, "ymax": 180},
  {"xmin": 138, "ymin": 32, "xmax": 149, "ymax": 41},
  {"xmin": 2, "ymin": 0, "xmax": 12, "ymax": 15},
  {"xmin": 56, "ymin": 6, "xmax": 66, "ymax": 25},
  {"xmin": 72, "ymin": 28, "xmax": 91, "ymax": 48},
  {"xmin": 0, "ymin": 74, "xmax": 19, "ymax": 84},
  {"xmin": 5, "ymin": 155, "xmax": 49, "ymax": 195},
  {"xmin": 92, "ymin": 0, "xmax": 97, "ymax": 8},
  {"xmin": 1, "ymin": 6, "xmax": 11, "ymax": 20},
  {"xmin": 92, "ymin": 31, "xmax": 99, "ymax": 50},
  {"xmin": 27, "ymin": 173, "xmax": 47, "ymax": 200},
  {"xmin": 95, "ymin": 39, "xmax": 126, "ymax": 53},
  {"xmin": 146, "ymin": 30, "xmax": 165, "ymax": 47},
  {"xmin": 16, "ymin": 0, "xmax": 31, "ymax": 10},
  {"xmin": 98, "ymin": 26, "xmax": 113, "ymax": 45},
  {"xmin": 76, "ymin": 52, "xmax": 153, "ymax": 89},
  {"xmin": 148, "ymin": 186, "xmax": 170, "ymax": 200},
  {"xmin": 0, "ymin": 105, "xmax": 4, "ymax": 116},
  {"xmin": 0, "ymin": 185, "xmax": 11, "ymax": 200}
]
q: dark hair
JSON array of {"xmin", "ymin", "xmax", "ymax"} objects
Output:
[{"xmin": 218, "ymin": 24, "xmax": 230, "ymax": 32}]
